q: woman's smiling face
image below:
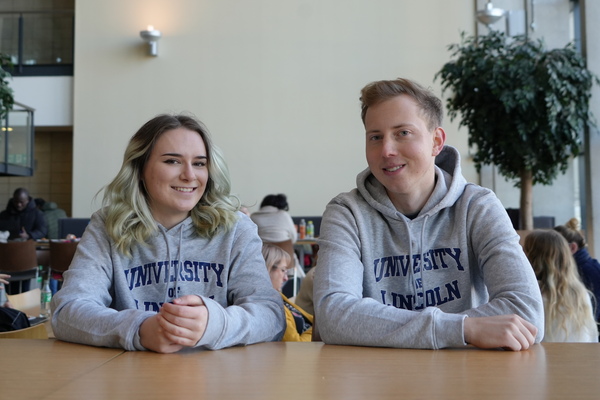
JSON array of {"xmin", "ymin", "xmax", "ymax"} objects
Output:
[{"xmin": 142, "ymin": 127, "xmax": 209, "ymax": 229}]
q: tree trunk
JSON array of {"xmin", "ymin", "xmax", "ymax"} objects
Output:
[{"xmin": 520, "ymin": 169, "xmax": 534, "ymax": 230}]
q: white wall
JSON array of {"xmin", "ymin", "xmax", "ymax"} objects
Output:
[
  {"xmin": 11, "ymin": 77, "xmax": 73, "ymax": 126},
  {"xmin": 9, "ymin": 0, "xmax": 588, "ymax": 237},
  {"xmin": 71, "ymin": 0, "xmax": 475, "ymax": 217}
]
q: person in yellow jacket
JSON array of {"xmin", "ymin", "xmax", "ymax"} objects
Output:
[{"xmin": 262, "ymin": 243, "xmax": 313, "ymax": 341}]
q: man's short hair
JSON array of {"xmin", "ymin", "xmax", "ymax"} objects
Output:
[{"xmin": 360, "ymin": 78, "xmax": 443, "ymax": 130}]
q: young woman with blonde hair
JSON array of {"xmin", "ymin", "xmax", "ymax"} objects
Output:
[
  {"xmin": 523, "ymin": 229, "xmax": 598, "ymax": 342},
  {"xmin": 51, "ymin": 114, "xmax": 285, "ymax": 353}
]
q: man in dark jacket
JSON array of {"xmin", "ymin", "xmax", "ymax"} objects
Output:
[{"xmin": 0, "ymin": 188, "xmax": 48, "ymax": 240}]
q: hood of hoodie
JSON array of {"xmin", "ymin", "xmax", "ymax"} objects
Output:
[{"xmin": 356, "ymin": 145, "xmax": 466, "ymax": 220}]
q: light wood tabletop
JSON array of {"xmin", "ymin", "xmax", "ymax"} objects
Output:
[
  {"xmin": 0, "ymin": 339, "xmax": 123, "ymax": 400},
  {"xmin": 3, "ymin": 340, "xmax": 600, "ymax": 400}
]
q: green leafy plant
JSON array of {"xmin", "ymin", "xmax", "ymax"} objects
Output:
[
  {"xmin": 0, "ymin": 53, "xmax": 14, "ymax": 120},
  {"xmin": 436, "ymin": 31, "xmax": 598, "ymax": 230}
]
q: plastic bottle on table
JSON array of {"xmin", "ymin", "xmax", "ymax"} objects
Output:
[
  {"xmin": 307, "ymin": 220, "xmax": 314, "ymax": 239},
  {"xmin": 40, "ymin": 277, "xmax": 52, "ymax": 318},
  {"xmin": 299, "ymin": 219, "xmax": 306, "ymax": 240},
  {"xmin": 37, "ymin": 265, "xmax": 43, "ymax": 287}
]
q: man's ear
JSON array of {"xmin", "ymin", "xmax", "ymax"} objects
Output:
[{"xmin": 432, "ymin": 127, "xmax": 446, "ymax": 156}]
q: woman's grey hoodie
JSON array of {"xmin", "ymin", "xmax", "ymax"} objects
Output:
[
  {"xmin": 51, "ymin": 211, "xmax": 285, "ymax": 351},
  {"xmin": 314, "ymin": 145, "xmax": 544, "ymax": 348}
]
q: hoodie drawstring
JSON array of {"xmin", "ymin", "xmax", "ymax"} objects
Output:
[
  {"xmin": 160, "ymin": 227, "xmax": 172, "ymax": 305},
  {"xmin": 406, "ymin": 214, "xmax": 430, "ymax": 309},
  {"xmin": 418, "ymin": 215, "xmax": 430, "ymax": 308}
]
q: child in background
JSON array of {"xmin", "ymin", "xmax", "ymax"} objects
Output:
[{"xmin": 523, "ymin": 230, "xmax": 598, "ymax": 342}]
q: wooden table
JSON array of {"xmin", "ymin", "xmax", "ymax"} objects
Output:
[
  {"xmin": 0, "ymin": 340, "xmax": 122, "ymax": 399},
  {"xmin": 2, "ymin": 340, "xmax": 599, "ymax": 399}
]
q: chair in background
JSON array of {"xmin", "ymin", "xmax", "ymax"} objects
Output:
[
  {"xmin": 49, "ymin": 240, "xmax": 79, "ymax": 293},
  {"xmin": 0, "ymin": 324, "xmax": 48, "ymax": 339},
  {"xmin": 57, "ymin": 218, "xmax": 90, "ymax": 239},
  {"xmin": 506, "ymin": 208, "xmax": 556, "ymax": 230},
  {"xmin": 516, "ymin": 230, "xmax": 533, "ymax": 248},
  {"xmin": 0, "ymin": 241, "xmax": 39, "ymax": 294},
  {"xmin": 49, "ymin": 240, "xmax": 78, "ymax": 274},
  {"xmin": 6, "ymin": 288, "xmax": 41, "ymax": 317}
]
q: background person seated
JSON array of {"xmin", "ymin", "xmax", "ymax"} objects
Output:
[
  {"xmin": 554, "ymin": 218, "xmax": 600, "ymax": 331},
  {"xmin": 251, "ymin": 194, "xmax": 297, "ymax": 244},
  {"xmin": 0, "ymin": 188, "xmax": 48, "ymax": 241},
  {"xmin": 252, "ymin": 193, "xmax": 304, "ymax": 279},
  {"xmin": 262, "ymin": 243, "xmax": 313, "ymax": 341},
  {"xmin": 523, "ymin": 229, "xmax": 598, "ymax": 342},
  {"xmin": 35, "ymin": 198, "xmax": 68, "ymax": 239},
  {"xmin": 294, "ymin": 244, "xmax": 319, "ymax": 315},
  {"xmin": 294, "ymin": 266, "xmax": 315, "ymax": 315}
]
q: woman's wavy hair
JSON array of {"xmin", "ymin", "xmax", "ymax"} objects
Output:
[
  {"xmin": 524, "ymin": 229, "xmax": 597, "ymax": 339},
  {"xmin": 101, "ymin": 113, "xmax": 240, "ymax": 257},
  {"xmin": 554, "ymin": 218, "xmax": 587, "ymax": 251}
]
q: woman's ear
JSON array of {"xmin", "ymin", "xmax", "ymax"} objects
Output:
[{"xmin": 568, "ymin": 242, "xmax": 579, "ymax": 255}]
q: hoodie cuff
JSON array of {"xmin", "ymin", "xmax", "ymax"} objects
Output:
[
  {"xmin": 131, "ymin": 313, "xmax": 155, "ymax": 351},
  {"xmin": 433, "ymin": 311, "xmax": 468, "ymax": 349},
  {"xmin": 194, "ymin": 296, "xmax": 224, "ymax": 349}
]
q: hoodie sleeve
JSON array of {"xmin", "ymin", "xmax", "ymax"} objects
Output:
[
  {"xmin": 314, "ymin": 201, "xmax": 467, "ymax": 349},
  {"xmin": 460, "ymin": 188, "xmax": 545, "ymax": 341},
  {"xmin": 194, "ymin": 219, "xmax": 286, "ymax": 349},
  {"xmin": 51, "ymin": 212, "xmax": 155, "ymax": 350}
]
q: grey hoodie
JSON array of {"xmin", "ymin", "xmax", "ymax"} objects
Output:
[
  {"xmin": 51, "ymin": 211, "xmax": 285, "ymax": 351},
  {"xmin": 314, "ymin": 145, "xmax": 544, "ymax": 348}
]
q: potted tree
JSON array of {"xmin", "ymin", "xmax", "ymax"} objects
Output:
[
  {"xmin": 436, "ymin": 31, "xmax": 598, "ymax": 230},
  {"xmin": 0, "ymin": 53, "xmax": 14, "ymax": 119}
]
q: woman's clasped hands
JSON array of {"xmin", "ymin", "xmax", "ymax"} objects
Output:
[{"xmin": 139, "ymin": 295, "xmax": 209, "ymax": 353}]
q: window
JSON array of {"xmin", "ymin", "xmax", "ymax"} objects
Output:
[{"xmin": 0, "ymin": 1, "xmax": 74, "ymax": 76}]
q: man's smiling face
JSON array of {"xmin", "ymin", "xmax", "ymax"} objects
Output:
[{"xmin": 364, "ymin": 94, "xmax": 445, "ymax": 213}]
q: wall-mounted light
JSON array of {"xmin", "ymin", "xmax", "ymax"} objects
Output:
[
  {"xmin": 476, "ymin": 1, "xmax": 506, "ymax": 28},
  {"xmin": 140, "ymin": 25, "xmax": 162, "ymax": 56}
]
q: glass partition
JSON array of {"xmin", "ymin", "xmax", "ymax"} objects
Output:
[
  {"xmin": 0, "ymin": 102, "xmax": 35, "ymax": 176},
  {"xmin": 0, "ymin": 8, "xmax": 74, "ymax": 76}
]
